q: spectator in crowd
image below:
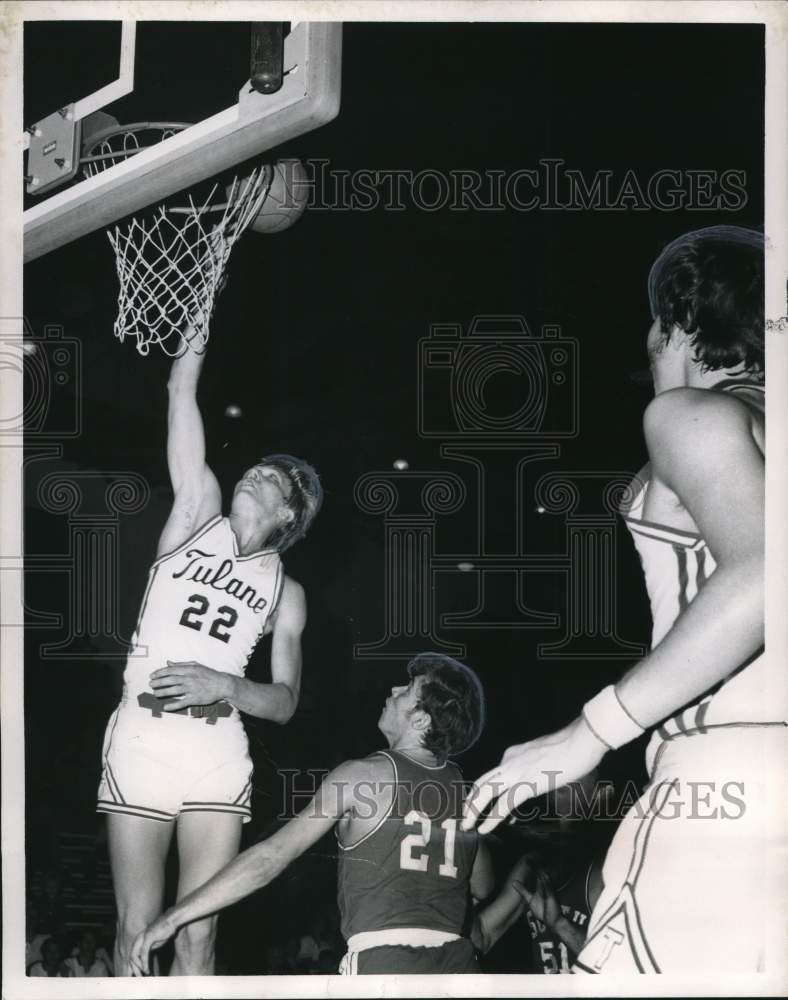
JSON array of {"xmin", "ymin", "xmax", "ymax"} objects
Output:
[
  {"xmin": 34, "ymin": 869, "xmax": 68, "ymax": 936},
  {"xmin": 65, "ymin": 929, "xmax": 112, "ymax": 977},
  {"xmin": 28, "ymin": 936, "xmax": 72, "ymax": 977},
  {"xmin": 95, "ymin": 921, "xmax": 116, "ymax": 976},
  {"xmin": 25, "ymin": 903, "xmax": 48, "ymax": 970},
  {"xmin": 297, "ymin": 911, "xmax": 331, "ymax": 966}
]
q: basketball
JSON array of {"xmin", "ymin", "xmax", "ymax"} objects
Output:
[{"xmin": 249, "ymin": 159, "xmax": 309, "ymax": 234}]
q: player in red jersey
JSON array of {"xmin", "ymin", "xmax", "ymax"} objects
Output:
[
  {"xmin": 463, "ymin": 227, "xmax": 786, "ymax": 973},
  {"xmin": 128, "ymin": 653, "xmax": 491, "ymax": 975},
  {"xmin": 472, "ymin": 772, "xmax": 608, "ymax": 972}
]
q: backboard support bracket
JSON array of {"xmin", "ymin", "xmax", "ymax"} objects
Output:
[
  {"xmin": 23, "ymin": 21, "xmax": 341, "ymax": 262},
  {"xmin": 25, "ymin": 105, "xmax": 82, "ymax": 195}
]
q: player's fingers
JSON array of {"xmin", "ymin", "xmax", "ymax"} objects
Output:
[
  {"xmin": 477, "ymin": 801, "xmax": 511, "ymax": 835},
  {"xmin": 511, "ymin": 879, "xmax": 533, "ymax": 903},
  {"xmin": 154, "ymin": 664, "xmax": 192, "ymax": 678},
  {"xmin": 461, "ymin": 771, "xmax": 502, "ymax": 829},
  {"xmin": 129, "ymin": 938, "xmax": 144, "ymax": 976},
  {"xmin": 149, "ymin": 670, "xmax": 181, "ymax": 683},
  {"xmin": 152, "ymin": 684, "xmax": 185, "ymax": 697},
  {"xmin": 476, "ymin": 776, "xmax": 525, "ymax": 834}
]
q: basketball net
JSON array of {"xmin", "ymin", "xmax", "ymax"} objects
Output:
[{"xmin": 106, "ymin": 167, "xmax": 273, "ymax": 356}]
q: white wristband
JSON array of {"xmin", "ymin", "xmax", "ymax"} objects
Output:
[{"xmin": 582, "ymin": 685, "xmax": 645, "ymax": 750}]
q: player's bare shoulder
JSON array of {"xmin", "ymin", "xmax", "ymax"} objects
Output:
[
  {"xmin": 640, "ymin": 386, "xmax": 764, "ymax": 530},
  {"xmin": 330, "ymin": 754, "xmax": 396, "ymax": 828},
  {"xmin": 644, "ymin": 385, "xmax": 764, "ymax": 456}
]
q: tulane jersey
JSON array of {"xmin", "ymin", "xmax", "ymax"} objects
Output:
[
  {"xmin": 336, "ymin": 750, "xmax": 478, "ymax": 941},
  {"xmin": 123, "ymin": 515, "xmax": 284, "ymax": 703}
]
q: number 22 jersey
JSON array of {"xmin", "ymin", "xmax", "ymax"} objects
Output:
[{"xmin": 121, "ymin": 515, "xmax": 284, "ymax": 705}]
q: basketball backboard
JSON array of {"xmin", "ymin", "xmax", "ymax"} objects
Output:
[{"xmin": 23, "ymin": 20, "xmax": 342, "ymax": 261}]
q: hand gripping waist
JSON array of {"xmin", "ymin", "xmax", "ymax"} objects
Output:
[{"xmin": 135, "ymin": 691, "xmax": 234, "ymax": 725}]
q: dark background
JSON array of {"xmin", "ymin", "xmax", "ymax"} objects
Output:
[{"xmin": 22, "ymin": 19, "xmax": 764, "ymax": 973}]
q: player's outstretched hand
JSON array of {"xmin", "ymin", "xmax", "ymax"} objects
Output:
[
  {"xmin": 461, "ymin": 715, "xmax": 607, "ymax": 834},
  {"xmin": 513, "ymin": 870, "xmax": 562, "ymax": 930},
  {"xmin": 150, "ymin": 660, "xmax": 230, "ymax": 709},
  {"xmin": 129, "ymin": 913, "xmax": 176, "ymax": 976}
]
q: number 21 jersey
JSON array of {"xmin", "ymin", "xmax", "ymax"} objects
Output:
[
  {"xmin": 337, "ymin": 750, "xmax": 477, "ymax": 940},
  {"xmin": 122, "ymin": 515, "xmax": 284, "ymax": 701}
]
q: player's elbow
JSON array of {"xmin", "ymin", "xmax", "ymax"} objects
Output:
[
  {"xmin": 470, "ymin": 917, "xmax": 492, "ymax": 955},
  {"xmin": 718, "ymin": 554, "xmax": 764, "ymax": 606},
  {"xmin": 272, "ymin": 685, "xmax": 298, "ymax": 725}
]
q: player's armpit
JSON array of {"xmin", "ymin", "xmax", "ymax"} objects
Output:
[{"xmin": 155, "ymin": 477, "xmax": 222, "ymax": 559}]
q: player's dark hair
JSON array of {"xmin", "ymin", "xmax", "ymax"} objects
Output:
[
  {"xmin": 647, "ymin": 225, "xmax": 764, "ymax": 377},
  {"xmin": 648, "ymin": 226, "xmax": 764, "ymax": 375},
  {"xmin": 259, "ymin": 453, "xmax": 323, "ymax": 552},
  {"xmin": 407, "ymin": 652, "xmax": 486, "ymax": 760}
]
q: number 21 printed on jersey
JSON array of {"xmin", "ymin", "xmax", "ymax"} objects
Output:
[{"xmin": 399, "ymin": 810, "xmax": 459, "ymax": 878}]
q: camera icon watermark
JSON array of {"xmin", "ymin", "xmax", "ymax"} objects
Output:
[
  {"xmin": 418, "ymin": 316, "xmax": 578, "ymax": 440},
  {"xmin": 0, "ymin": 320, "xmax": 82, "ymax": 439}
]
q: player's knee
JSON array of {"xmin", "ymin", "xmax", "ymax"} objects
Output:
[{"xmin": 174, "ymin": 917, "xmax": 216, "ymax": 960}]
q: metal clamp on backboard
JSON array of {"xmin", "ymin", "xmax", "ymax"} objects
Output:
[{"xmin": 25, "ymin": 104, "xmax": 81, "ymax": 195}]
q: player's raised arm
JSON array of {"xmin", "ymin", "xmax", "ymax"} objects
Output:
[
  {"xmin": 128, "ymin": 759, "xmax": 372, "ymax": 975},
  {"xmin": 156, "ymin": 344, "xmax": 222, "ymax": 557}
]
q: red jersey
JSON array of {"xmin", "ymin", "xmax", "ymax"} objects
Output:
[
  {"xmin": 336, "ymin": 750, "xmax": 477, "ymax": 941},
  {"xmin": 525, "ymin": 860, "xmax": 594, "ymax": 973}
]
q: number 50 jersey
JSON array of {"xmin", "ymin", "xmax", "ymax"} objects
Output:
[{"xmin": 122, "ymin": 515, "xmax": 284, "ymax": 702}]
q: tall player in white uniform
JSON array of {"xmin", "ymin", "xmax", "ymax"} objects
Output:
[
  {"xmin": 97, "ymin": 343, "xmax": 322, "ymax": 975},
  {"xmin": 463, "ymin": 227, "xmax": 786, "ymax": 973}
]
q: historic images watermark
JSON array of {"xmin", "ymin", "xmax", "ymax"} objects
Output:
[
  {"xmin": 2, "ymin": 319, "xmax": 150, "ymax": 658},
  {"xmin": 353, "ymin": 314, "xmax": 647, "ymax": 662},
  {"xmin": 274, "ymin": 159, "xmax": 749, "ymax": 213},
  {"xmin": 276, "ymin": 770, "xmax": 748, "ymax": 823}
]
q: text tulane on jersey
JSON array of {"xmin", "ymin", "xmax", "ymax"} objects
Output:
[{"xmin": 170, "ymin": 547, "xmax": 272, "ymax": 613}]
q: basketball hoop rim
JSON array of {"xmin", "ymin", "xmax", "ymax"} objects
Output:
[{"xmin": 81, "ymin": 121, "xmax": 192, "ymax": 165}]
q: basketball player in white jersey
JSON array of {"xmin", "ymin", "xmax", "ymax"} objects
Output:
[
  {"xmin": 97, "ymin": 343, "xmax": 322, "ymax": 975},
  {"xmin": 463, "ymin": 227, "xmax": 786, "ymax": 973},
  {"xmin": 127, "ymin": 653, "xmax": 491, "ymax": 977}
]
